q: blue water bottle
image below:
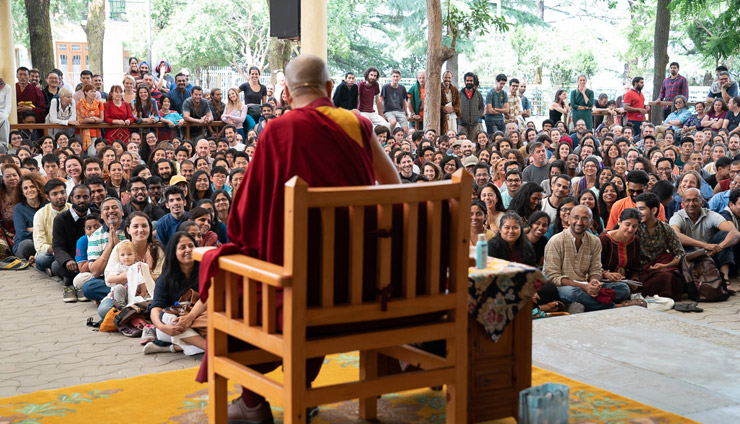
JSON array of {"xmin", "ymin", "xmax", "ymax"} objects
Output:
[{"xmin": 476, "ymin": 234, "xmax": 488, "ymax": 269}]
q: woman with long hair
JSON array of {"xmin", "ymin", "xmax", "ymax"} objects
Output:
[
  {"xmin": 598, "ymin": 182, "xmax": 623, "ymax": 226},
  {"xmin": 189, "ymin": 206, "xmax": 221, "ymax": 247},
  {"xmin": 145, "ymin": 231, "xmax": 206, "ymax": 355},
  {"xmin": 13, "ymin": 173, "xmax": 48, "ymax": 259},
  {"xmin": 507, "ymin": 182, "xmax": 544, "ymax": 225},
  {"xmin": 422, "ymin": 161, "xmax": 443, "ymax": 182},
  {"xmin": 602, "ymin": 143, "xmax": 621, "ymax": 169},
  {"xmin": 0, "ymin": 163, "xmax": 21, "ymax": 252},
  {"xmin": 178, "ymin": 221, "xmax": 203, "ymax": 247},
  {"xmin": 491, "ymin": 158, "xmax": 507, "ymax": 188},
  {"xmin": 99, "ymin": 211, "xmax": 165, "ymax": 319},
  {"xmin": 222, "ymin": 87, "xmax": 255, "ymax": 140},
  {"xmin": 196, "ymin": 198, "xmax": 228, "ymax": 244},
  {"xmin": 701, "ymin": 98, "xmax": 728, "ymax": 132},
  {"xmin": 487, "ymin": 211, "xmax": 537, "ymax": 266},
  {"xmin": 474, "ymin": 130, "xmax": 490, "ymax": 153},
  {"xmin": 526, "ymin": 211, "xmax": 550, "ymax": 267},
  {"xmin": 122, "ymin": 75, "xmax": 137, "ymax": 104},
  {"xmin": 211, "ymin": 190, "xmax": 232, "ymax": 224},
  {"xmin": 105, "ymin": 85, "xmax": 135, "ymax": 143},
  {"xmin": 479, "ymin": 183, "xmax": 506, "ymax": 233},
  {"xmin": 549, "ymin": 89, "xmax": 570, "ymax": 123},
  {"xmin": 440, "ymin": 156, "xmax": 462, "ymax": 176},
  {"xmin": 470, "ymin": 199, "xmax": 496, "ymax": 246},
  {"xmin": 132, "ymin": 84, "xmax": 160, "ymax": 129},
  {"xmin": 106, "ymin": 160, "xmax": 127, "ymax": 197}
]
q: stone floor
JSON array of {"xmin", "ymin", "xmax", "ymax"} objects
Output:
[
  {"xmin": 533, "ymin": 279, "xmax": 740, "ymax": 424},
  {"xmin": 3, "ymin": 268, "xmax": 740, "ymax": 423}
]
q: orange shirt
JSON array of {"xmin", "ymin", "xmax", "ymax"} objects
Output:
[{"xmin": 607, "ymin": 197, "xmax": 666, "ymax": 231}]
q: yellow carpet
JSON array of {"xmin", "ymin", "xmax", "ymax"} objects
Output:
[{"xmin": 0, "ymin": 353, "xmax": 698, "ymax": 424}]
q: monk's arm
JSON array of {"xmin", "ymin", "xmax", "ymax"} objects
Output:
[{"xmin": 370, "ymin": 133, "xmax": 401, "ymax": 184}]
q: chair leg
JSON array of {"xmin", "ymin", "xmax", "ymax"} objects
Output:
[
  {"xmin": 359, "ymin": 349, "xmax": 378, "ymax": 420},
  {"xmin": 283, "ymin": 354, "xmax": 306, "ymax": 424},
  {"xmin": 445, "ymin": 382, "xmax": 467, "ymax": 424},
  {"xmin": 208, "ymin": 373, "xmax": 228, "ymax": 424}
]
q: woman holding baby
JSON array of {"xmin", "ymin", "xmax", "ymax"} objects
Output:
[{"xmin": 99, "ymin": 211, "xmax": 164, "ymax": 318}]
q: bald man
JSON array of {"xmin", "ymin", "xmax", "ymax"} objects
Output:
[
  {"xmin": 198, "ymin": 54, "xmax": 399, "ymax": 423},
  {"xmin": 544, "ymin": 204, "xmax": 632, "ymax": 312},
  {"xmin": 670, "ymin": 187, "xmax": 740, "ymax": 281}
]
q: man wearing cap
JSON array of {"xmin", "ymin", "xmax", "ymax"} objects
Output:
[
  {"xmin": 81, "ymin": 197, "xmax": 128, "ymax": 305},
  {"xmin": 463, "ymin": 155, "xmax": 478, "ymax": 176},
  {"xmin": 124, "ymin": 176, "xmax": 166, "ymax": 221},
  {"xmin": 450, "ymin": 139, "xmax": 462, "ymax": 157}
]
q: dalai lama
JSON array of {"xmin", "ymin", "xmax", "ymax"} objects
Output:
[
  {"xmin": 198, "ymin": 54, "xmax": 400, "ymax": 423},
  {"xmin": 16, "ymin": 67, "xmax": 45, "ymax": 123}
]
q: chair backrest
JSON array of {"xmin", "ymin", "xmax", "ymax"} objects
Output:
[{"xmin": 283, "ymin": 169, "xmax": 473, "ymax": 330}]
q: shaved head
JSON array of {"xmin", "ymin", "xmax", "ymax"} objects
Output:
[
  {"xmin": 571, "ymin": 204, "xmax": 592, "ymax": 218},
  {"xmin": 285, "ymin": 54, "xmax": 331, "ymax": 98}
]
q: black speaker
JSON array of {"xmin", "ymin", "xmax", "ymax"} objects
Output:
[{"xmin": 270, "ymin": 0, "xmax": 300, "ymax": 39}]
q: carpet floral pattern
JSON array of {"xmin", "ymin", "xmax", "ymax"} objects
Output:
[{"xmin": 0, "ymin": 353, "xmax": 698, "ymax": 424}]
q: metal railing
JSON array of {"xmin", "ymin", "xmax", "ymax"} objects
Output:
[{"xmin": 10, "ymin": 121, "xmax": 227, "ymax": 141}]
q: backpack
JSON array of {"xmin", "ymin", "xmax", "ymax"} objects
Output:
[{"xmin": 679, "ymin": 249, "xmax": 730, "ymax": 302}]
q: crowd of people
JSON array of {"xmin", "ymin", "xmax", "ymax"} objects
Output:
[{"xmin": 0, "ymin": 56, "xmax": 739, "ymax": 361}]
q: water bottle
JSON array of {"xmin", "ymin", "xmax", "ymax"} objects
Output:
[{"xmin": 476, "ymin": 234, "xmax": 488, "ymax": 269}]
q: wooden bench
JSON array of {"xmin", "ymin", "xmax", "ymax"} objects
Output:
[{"xmin": 194, "ymin": 169, "xmax": 473, "ymax": 423}]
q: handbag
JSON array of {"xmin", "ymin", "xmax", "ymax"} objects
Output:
[
  {"xmin": 679, "ymin": 249, "xmax": 730, "ymax": 302},
  {"xmin": 164, "ymin": 288, "xmax": 199, "ymax": 316},
  {"xmin": 100, "ymin": 307, "xmax": 121, "ymax": 332}
]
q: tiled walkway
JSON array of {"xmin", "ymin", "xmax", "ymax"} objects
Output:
[{"xmin": 3, "ymin": 268, "xmax": 740, "ymax": 423}]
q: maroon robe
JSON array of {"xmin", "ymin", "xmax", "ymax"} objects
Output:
[
  {"xmin": 16, "ymin": 82, "xmax": 46, "ymax": 123},
  {"xmin": 196, "ymin": 96, "xmax": 376, "ymax": 383}
]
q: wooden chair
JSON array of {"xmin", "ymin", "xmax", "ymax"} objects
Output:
[{"xmin": 194, "ymin": 169, "xmax": 472, "ymax": 423}]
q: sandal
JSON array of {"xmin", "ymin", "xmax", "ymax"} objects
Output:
[
  {"xmin": 674, "ymin": 302, "xmax": 703, "ymax": 313},
  {"xmin": 617, "ymin": 298, "xmax": 647, "ymax": 308}
]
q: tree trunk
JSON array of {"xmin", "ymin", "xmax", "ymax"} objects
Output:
[
  {"xmin": 446, "ymin": 53, "xmax": 458, "ymax": 88},
  {"xmin": 538, "ymin": 0, "xmax": 545, "ymax": 20},
  {"xmin": 24, "ymin": 0, "xmax": 54, "ymax": 74},
  {"xmin": 425, "ymin": 0, "xmax": 443, "ymax": 133},
  {"xmin": 652, "ymin": 0, "xmax": 671, "ymax": 101},
  {"xmin": 83, "ymin": 0, "xmax": 106, "ymax": 75},
  {"xmin": 268, "ymin": 38, "xmax": 291, "ymax": 83}
]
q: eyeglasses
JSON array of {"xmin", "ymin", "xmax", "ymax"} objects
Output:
[
  {"xmin": 506, "ymin": 178, "xmax": 521, "ymax": 183},
  {"xmin": 131, "ymin": 187, "xmax": 147, "ymax": 193},
  {"xmin": 657, "ymin": 167, "xmax": 672, "ymax": 172},
  {"xmin": 684, "ymin": 198, "xmax": 701, "ymax": 203},
  {"xmin": 629, "ymin": 189, "xmax": 644, "ymax": 195}
]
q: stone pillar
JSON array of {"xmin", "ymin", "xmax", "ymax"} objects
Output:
[
  {"xmin": 300, "ymin": 0, "xmax": 327, "ymax": 61},
  {"xmin": 0, "ymin": 0, "xmax": 17, "ymax": 124}
]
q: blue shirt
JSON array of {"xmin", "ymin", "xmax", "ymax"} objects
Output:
[
  {"xmin": 75, "ymin": 235, "xmax": 89, "ymax": 263},
  {"xmin": 708, "ymin": 82, "xmax": 739, "ymax": 99},
  {"xmin": 522, "ymin": 96, "xmax": 530, "ymax": 112},
  {"xmin": 13, "ymin": 202, "xmax": 43, "ymax": 250},
  {"xmin": 166, "ymin": 88, "xmax": 191, "ymax": 114},
  {"xmin": 663, "ymin": 108, "xmax": 692, "ymax": 131},
  {"xmin": 709, "ymin": 190, "xmax": 731, "ymax": 213},
  {"xmin": 155, "ymin": 212, "xmax": 188, "ymax": 247}
]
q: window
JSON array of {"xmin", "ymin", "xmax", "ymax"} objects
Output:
[
  {"xmin": 72, "ymin": 45, "xmax": 81, "ymax": 51},
  {"xmin": 86, "ymin": 56, "xmax": 89, "ymax": 70},
  {"xmin": 59, "ymin": 55, "xmax": 68, "ymax": 67},
  {"xmin": 73, "ymin": 55, "xmax": 81, "ymax": 76},
  {"xmin": 109, "ymin": 0, "xmax": 127, "ymax": 20},
  {"xmin": 58, "ymin": 44, "xmax": 67, "ymax": 50}
]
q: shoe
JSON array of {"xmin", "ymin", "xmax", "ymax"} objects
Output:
[
  {"xmin": 566, "ymin": 302, "xmax": 585, "ymax": 314},
  {"xmin": 143, "ymin": 342, "xmax": 176, "ymax": 354},
  {"xmin": 44, "ymin": 267, "xmax": 53, "ymax": 278},
  {"xmin": 120, "ymin": 325, "xmax": 143, "ymax": 338},
  {"xmin": 140, "ymin": 325, "xmax": 156, "ymax": 345},
  {"xmin": 63, "ymin": 286, "xmax": 78, "ymax": 303},
  {"xmin": 307, "ymin": 406, "xmax": 319, "ymax": 423},
  {"xmin": 76, "ymin": 288, "xmax": 89, "ymax": 302},
  {"xmin": 227, "ymin": 398, "xmax": 274, "ymax": 424}
]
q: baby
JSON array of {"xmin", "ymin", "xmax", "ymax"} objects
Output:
[{"xmin": 109, "ymin": 241, "xmax": 150, "ymax": 308}]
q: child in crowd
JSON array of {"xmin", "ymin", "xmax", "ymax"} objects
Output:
[
  {"xmin": 71, "ymin": 214, "xmax": 103, "ymax": 298},
  {"xmin": 107, "ymin": 241, "xmax": 150, "ymax": 308}
]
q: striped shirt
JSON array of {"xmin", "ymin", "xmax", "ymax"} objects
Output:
[
  {"xmin": 87, "ymin": 224, "xmax": 127, "ymax": 262},
  {"xmin": 543, "ymin": 229, "xmax": 603, "ymax": 287}
]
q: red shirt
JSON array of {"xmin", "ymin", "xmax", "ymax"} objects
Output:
[
  {"xmin": 623, "ymin": 89, "xmax": 646, "ymax": 122},
  {"xmin": 357, "ymin": 81, "xmax": 380, "ymax": 113}
]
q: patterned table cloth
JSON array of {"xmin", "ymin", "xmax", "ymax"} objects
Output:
[{"xmin": 468, "ymin": 257, "xmax": 545, "ymax": 342}]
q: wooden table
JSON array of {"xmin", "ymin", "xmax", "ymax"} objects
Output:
[{"xmin": 379, "ymin": 257, "xmax": 543, "ymax": 422}]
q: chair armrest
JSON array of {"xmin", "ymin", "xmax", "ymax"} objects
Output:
[{"xmin": 193, "ymin": 247, "xmax": 292, "ymax": 287}]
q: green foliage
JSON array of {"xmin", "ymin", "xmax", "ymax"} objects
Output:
[
  {"xmin": 509, "ymin": 25, "xmax": 542, "ymax": 80},
  {"xmin": 446, "ymin": 0, "xmax": 510, "ymax": 38},
  {"xmin": 671, "ymin": 0, "xmax": 740, "ymax": 64},
  {"xmin": 619, "ymin": 0, "xmax": 655, "ymax": 79},
  {"xmin": 548, "ymin": 49, "xmax": 598, "ymax": 87}
]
